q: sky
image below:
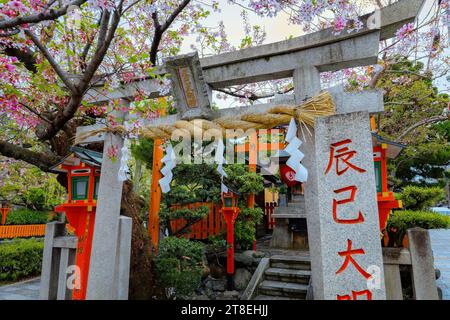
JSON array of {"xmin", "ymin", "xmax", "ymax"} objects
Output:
[{"xmin": 180, "ymin": 0, "xmax": 304, "ymax": 53}]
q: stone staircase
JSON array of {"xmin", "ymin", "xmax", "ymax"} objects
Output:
[{"xmin": 250, "ymin": 255, "xmax": 311, "ymax": 300}]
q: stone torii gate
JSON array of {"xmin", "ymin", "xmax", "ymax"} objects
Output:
[{"xmin": 74, "ymin": 0, "xmax": 424, "ymax": 300}]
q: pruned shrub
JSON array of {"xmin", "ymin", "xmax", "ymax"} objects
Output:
[
  {"xmin": 5, "ymin": 209, "xmax": 51, "ymax": 225},
  {"xmin": 386, "ymin": 210, "xmax": 450, "ymax": 246},
  {"xmin": 398, "ymin": 185, "xmax": 445, "ymax": 210},
  {"xmin": 0, "ymin": 238, "xmax": 44, "ymax": 282},
  {"xmin": 234, "ymin": 207, "xmax": 264, "ymax": 250},
  {"xmin": 154, "ymin": 237, "xmax": 205, "ymax": 298}
]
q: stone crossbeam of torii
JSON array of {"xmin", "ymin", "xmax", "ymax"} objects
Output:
[{"xmin": 74, "ymin": 0, "xmax": 424, "ymax": 300}]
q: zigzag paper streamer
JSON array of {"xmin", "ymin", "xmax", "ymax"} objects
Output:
[
  {"xmin": 159, "ymin": 144, "xmax": 176, "ymax": 193},
  {"xmin": 118, "ymin": 139, "xmax": 130, "ymax": 182},
  {"xmin": 284, "ymin": 118, "xmax": 308, "ymax": 182},
  {"xmin": 215, "ymin": 139, "xmax": 228, "ymax": 193}
]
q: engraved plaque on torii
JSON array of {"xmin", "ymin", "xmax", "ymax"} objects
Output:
[{"xmin": 164, "ymin": 52, "xmax": 213, "ymax": 120}]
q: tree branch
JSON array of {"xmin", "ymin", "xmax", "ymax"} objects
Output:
[
  {"xmin": 3, "ymin": 47, "xmax": 37, "ymax": 73},
  {"xmin": 0, "ymin": 0, "xmax": 88, "ymax": 30},
  {"xmin": 216, "ymin": 86, "xmax": 294, "ymax": 101},
  {"xmin": 0, "ymin": 140, "xmax": 60, "ymax": 172},
  {"xmin": 19, "ymin": 102, "xmax": 52, "ymax": 123},
  {"xmin": 37, "ymin": 3, "xmax": 124, "ymax": 141},
  {"xmin": 160, "ymin": 0, "xmax": 192, "ymax": 32},
  {"xmin": 149, "ymin": 0, "xmax": 191, "ymax": 65},
  {"xmin": 24, "ymin": 29, "xmax": 76, "ymax": 92},
  {"xmin": 395, "ymin": 115, "xmax": 449, "ymax": 142}
]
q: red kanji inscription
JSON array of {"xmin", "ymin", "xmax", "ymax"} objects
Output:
[
  {"xmin": 336, "ymin": 239, "xmax": 371, "ymax": 279},
  {"xmin": 333, "ymin": 185, "xmax": 364, "ymax": 224},
  {"xmin": 337, "ymin": 290, "xmax": 373, "ymax": 300},
  {"xmin": 325, "ymin": 139, "xmax": 366, "ymax": 176}
]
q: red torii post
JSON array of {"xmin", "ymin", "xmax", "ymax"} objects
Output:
[
  {"xmin": 147, "ymin": 101, "xmax": 168, "ymax": 252},
  {"xmin": 148, "ymin": 139, "xmax": 164, "ymax": 253}
]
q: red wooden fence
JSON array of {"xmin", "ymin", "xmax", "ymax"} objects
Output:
[
  {"xmin": 170, "ymin": 202, "xmax": 225, "ymax": 239},
  {"xmin": 265, "ymin": 202, "xmax": 277, "ymax": 230},
  {"xmin": 0, "ymin": 224, "xmax": 46, "ymax": 239}
]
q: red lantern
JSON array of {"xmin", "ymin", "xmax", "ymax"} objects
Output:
[{"xmin": 280, "ymin": 164, "xmax": 299, "ymax": 187}]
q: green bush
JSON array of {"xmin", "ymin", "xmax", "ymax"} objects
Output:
[
  {"xmin": 0, "ymin": 238, "xmax": 44, "ymax": 282},
  {"xmin": 22, "ymin": 186, "xmax": 63, "ymax": 211},
  {"xmin": 5, "ymin": 209, "xmax": 51, "ymax": 225},
  {"xmin": 386, "ymin": 210, "xmax": 450, "ymax": 246},
  {"xmin": 154, "ymin": 237, "xmax": 205, "ymax": 298},
  {"xmin": 234, "ymin": 207, "xmax": 264, "ymax": 250},
  {"xmin": 398, "ymin": 185, "xmax": 445, "ymax": 210},
  {"xmin": 224, "ymin": 165, "xmax": 265, "ymax": 195},
  {"xmin": 234, "ymin": 219, "xmax": 256, "ymax": 250}
]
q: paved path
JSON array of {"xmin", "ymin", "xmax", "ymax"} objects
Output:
[
  {"xmin": 0, "ymin": 278, "xmax": 40, "ymax": 300},
  {"xmin": 429, "ymin": 229, "xmax": 450, "ymax": 300}
]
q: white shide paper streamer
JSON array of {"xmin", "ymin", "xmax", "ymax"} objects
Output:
[
  {"xmin": 284, "ymin": 118, "xmax": 308, "ymax": 182},
  {"xmin": 159, "ymin": 143, "xmax": 176, "ymax": 193},
  {"xmin": 215, "ymin": 139, "xmax": 228, "ymax": 193},
  {"xmin": 118, "ymin": 139, "xmax": 130, "ymax": 182}
]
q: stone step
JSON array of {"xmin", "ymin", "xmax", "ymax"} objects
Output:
[
  {"xmin": 269, "ymin": 255, "xmax": 311, "ymax": 270},
  {"xmin": 254, "ymin": 294, "xmax": 299, "ymax": 300},
  {"xmin": 264, "ymin": 267, "xmax": 311, "ymax": 284},
  {"xmin": 258, "ymin": 280, "xmax": 308, "ymax": 299}
]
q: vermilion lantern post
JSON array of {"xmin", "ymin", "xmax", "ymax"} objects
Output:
[
  {"xmin": 50, "ymin": 147, "xmax": 102, "ymax": 300},
  {"xmin": 221, "ymin": 191, "xmax": 240, "ymax": 290},
  {"xmin": 0, "ymin": 205, "xmax": 10, "ymax": 225}
]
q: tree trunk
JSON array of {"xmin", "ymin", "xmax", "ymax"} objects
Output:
[{"xmin": 120, "ymin": 181, "xmax": 163, "ymax": 299}]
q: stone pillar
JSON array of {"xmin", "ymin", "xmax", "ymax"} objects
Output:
[
  {"xmin": 86, "ymin": 131, "xmax": 125, "ymax": 300},
  {"xmin": 40, "ymin": 222, "xmax": 66, "ymax": 300},
  {"xmin": 113, "ymin": 216, "xmax": 132, "ymax": 300},
  {"xmin": 313, "ymin": 111, "xmax": 386, "ymax": 299},
  {"xmin": 407, "ymin": 228, "xmax": 439, "ymax": 300},
  {"xmin": 293, "ymin": 66, "xmax": 324, "ymax": 298},
  {"xmin": 384, "ymin": 264, "xmax": 403, "ymax": 300}
]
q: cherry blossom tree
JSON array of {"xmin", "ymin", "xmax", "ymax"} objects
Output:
[
  {"xmin": 0, "ymin": 0, "xmax": 214, "ymax": 299},
  {"xmin": 0, "ymin": 0, "xmax": 448, "ymax": 298}
]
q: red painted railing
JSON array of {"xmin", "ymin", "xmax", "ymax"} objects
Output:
[{"xmin": 170, "ymin": 202, "xmax": 225, "ymax": 239}]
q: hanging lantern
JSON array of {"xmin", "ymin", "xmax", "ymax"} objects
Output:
[
  {"xmin": 222, "ymin": 191, "xmax": 238, "ymax": 209},
  {"xmin": 280, "ymin": 164, "xmax": 299, "ymax": 187}
]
